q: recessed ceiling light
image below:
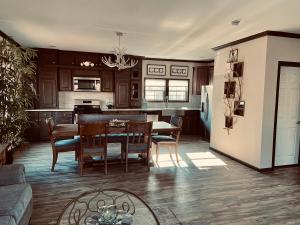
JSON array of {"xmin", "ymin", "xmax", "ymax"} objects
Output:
[{"xmin": 231, "ymin": 19, "xmax": 241, "ymax": 26}]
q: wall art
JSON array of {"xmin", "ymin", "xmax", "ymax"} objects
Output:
[
  {"xmin": 170, "ymin": 65, "xmax": 189, "ymax": 77},
  {"xmin": 147, "ymin": 64, "xmax": 166, "ymax": 76}
]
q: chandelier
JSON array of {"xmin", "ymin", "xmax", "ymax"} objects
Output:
[{"xmin": 102, "ymin": 32, "xmax": 138, "ymax": 70}]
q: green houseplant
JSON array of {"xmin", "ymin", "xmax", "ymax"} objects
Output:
[{"xmin": 0, "ymin": 36, "xmax": 36, "ymax": 156}]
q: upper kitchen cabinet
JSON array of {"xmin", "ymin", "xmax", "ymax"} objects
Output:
[
  {"xmin": 131, "ymin": 68, "xmax": 141, "ymax": 80},
  {"xmin": 37, "ymin": 49, "xmax": 58, "ymax": 65},
  {"xmin": 38, "ymin": 67, "xmax": 58, "ymax": 108},
  {"xmin": 115, "ymin": 70, "xmax": 130, "ymax": 108},
  {"xmin": 59, "ymin": 68, "xmax": 72, "ymax": 91},
  {"xmin": 75, "ymin": 52, "xmax": 100, "ymax": 67},
  {"xmin": 192, "ymin": 66, "xmax": 212, "ymax": 95},
  {"xmin": 100, "ymin": 70, "xmax": 114, "ymax": 92},
  {"xmin": 58, "ymin": 51, "xmax": 76, "ymax": 65}
]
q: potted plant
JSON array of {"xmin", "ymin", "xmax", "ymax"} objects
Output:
[{"xmin": 0, "ymin": 36, "xmax": 36, "ymax": 163}]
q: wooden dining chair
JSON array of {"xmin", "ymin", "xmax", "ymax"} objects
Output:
[
  {"xmin": 46, "ymin": 117, "xmax": 80, "ymax": 172},
  {"xmin": 152, "ymin": 116, "xmax": 183, "ymax": 163},
  {"xmin": 125, "ymin": 121, "xmax": 153, "ymax": 172},
  {"xmin": 79, "ymin": 122, "xmax": 109, "ymax": 175}
]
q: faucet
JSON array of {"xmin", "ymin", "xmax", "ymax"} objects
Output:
[{"xmin": 165, "ymin": 96, "xmax": 169, "ymax": 108}]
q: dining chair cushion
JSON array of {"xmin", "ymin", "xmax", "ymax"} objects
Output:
[
  {"xmin": 152, "ymin": 135, "xmax": 176, "ymax": 142},
  {"xmin": 54, "ymin": 138, "xmax": 80, "ymax": 148},
  {"xmin": 82, "ymin": 146, "xmax": 105, "ymax": 154},
  {"xmin": 128, "ymin": 143, "xmax": 148, "ymax": 152}
]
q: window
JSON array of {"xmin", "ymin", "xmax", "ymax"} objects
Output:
[
  {"xmin": 168, "ymin": 80, "xmax": 189, "ymax": 101},
  {"xmin": 145, "ymin": 79, "xmax": 166, "ymax": 101},
  {"xmin": 144, "ymin": 78, "xmax": 189, "ymax": 102}
]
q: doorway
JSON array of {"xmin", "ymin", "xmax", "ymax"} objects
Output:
[{"xmin": 273, "ymin": 62, "xmax": 300, "ymax": 167}]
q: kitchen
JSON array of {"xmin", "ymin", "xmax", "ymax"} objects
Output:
[{"xmin": 26, "ymin": 48, "xmax": 214, "ymax": 142}]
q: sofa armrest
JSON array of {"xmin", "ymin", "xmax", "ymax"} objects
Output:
[{"xmin": 0, "ymin": 164, "xmax": 26, "ymax": 186}]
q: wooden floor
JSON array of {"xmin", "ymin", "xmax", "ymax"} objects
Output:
[{"xmin": 13, "ymin": 136, "xmax": 300, "ymax": 225}]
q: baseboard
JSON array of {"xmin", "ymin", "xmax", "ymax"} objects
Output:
[{"xmin": 209, "ymin": 147, "xmax": 272, "ymax": 172}]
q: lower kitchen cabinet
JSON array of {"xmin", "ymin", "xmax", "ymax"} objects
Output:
[
  {"xmin": 26, "ymin": 111, "xmax": 73, "ymax": 141},
  {"xmin": 160, "ymin": 110, "xmax": 201, "ymax": 135}
]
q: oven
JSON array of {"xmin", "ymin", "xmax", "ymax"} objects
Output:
[{"xmin": 73, "ymin": 77, "xmax": 101, "ymax": 92}]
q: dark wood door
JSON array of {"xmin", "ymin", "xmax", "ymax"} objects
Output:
[
  {"xmin": 100, "ymin": 70, "xmax": 114, "ymax": 92},
  {"xmin": 115, "ymin": 70, "xmax": 130, "ymax": 108},
  {"xmin": 38, "ymin": 68, "xmax": 58, "ymax": 108},
  {"xmin": 59, "ymin": 69, "xmax": 72, "ymax": 91}
]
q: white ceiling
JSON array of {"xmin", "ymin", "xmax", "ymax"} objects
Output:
[{"xmin": 0, "ymin": 0, "xmax": 300, "ymax": 60}]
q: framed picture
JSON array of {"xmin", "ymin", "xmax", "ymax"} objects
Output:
[
  {"xmin": 234, "ymin": 100, "xmax": 245, "ymax": 116},
  {"xmin": 147, "ymin": 64, "xmax": 166, "ymax": 76},
  {"xmin": 170, "ymin": 65, "xmax": 189, "ymax": 77},
  {"xmin": 224, "ymin": 81, "xmax": 236, "ymax": 98},
  {"xmin": 228, "ymin": 49, "xmax": 238, "ymax": 63},
  {"xmin": 233, "ymin": 62, "xmax": 244, "ymax": 77},
  {"xmin": 225, "ymin": 116, "xmax": 233, "ymax": 129}
]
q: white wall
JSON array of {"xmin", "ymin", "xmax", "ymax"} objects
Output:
[
  {"xmin": 142, "ymin": 59, "xmax": 211, "ymax": 108},
  {"xmin": 210, "ymin": 37, "xmax": 268, "ymax": 168},
  {"xmin": 260, "ymin": 36, "xmax": 300, "ymax": 168},
  {"xmin": 211, "ymin": 35, "xmax": 300, "ymax": 169}
]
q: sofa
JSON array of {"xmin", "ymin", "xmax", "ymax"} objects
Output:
[{"xmin": 0, "ymin": 164, "xmax": 32, "ymax": 225}]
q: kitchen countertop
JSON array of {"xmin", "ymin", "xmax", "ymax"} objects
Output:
[
  {"xmin": 26, "ymin": 108, "xmax": 74, "ymax": 112},
  {"xmin": 26, "ymin": 107, "xmax": 200, "ymax": 112}
]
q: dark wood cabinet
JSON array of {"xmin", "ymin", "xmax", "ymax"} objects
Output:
[
  {"xmin": 115, "ymin": 70, "xmax": 130, "ymax": 108},
  {"xmin": 100, "ymin": 70, "xmax": 114, "ymax": 92},
  {"xmin": 38, "ymin": 67, "xmax": 57, "ymax": 108},
  {"xmin": 37, "ymin": 49, "xmax": 58, "ymax": 65},
  {"xmin": 192, "ymin": 66, "xmax": 213, "ymax": 95},
  {"xmin": 59, "ymin": 69, "xmax": 72, "ymax": 91},
  {"xmin": 25, "ymin": 112, "xmax": 40, "ymax": 141},
  {"xmin": 54, "ymin": 111, "xmax": 73, "ymax": 124},
  {"xmin": 26, "ymin": 111, "xmax": 73, "ymax": 141},
  {"xmin": 58, "ymin": 51, "xmax": 76, "ymax": 65},
  {"xmin": 131, "ymin": 68, "xmax": 141, "ymax": 80},
  {"xmin": 75, "ymin": 52, "xmax": 100, "ymax": 67}
]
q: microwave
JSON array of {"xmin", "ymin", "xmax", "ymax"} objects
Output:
[{"xmin": 73, "ymin": 77, "xmax": 101, "ymax": 92}]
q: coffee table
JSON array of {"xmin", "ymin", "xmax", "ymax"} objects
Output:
[{"xmin": 56, "ymin": 189, "xmax": 160, "ymax": 225}]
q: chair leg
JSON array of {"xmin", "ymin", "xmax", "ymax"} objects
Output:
[
  {"xmin": 175, "ymin": 144, "xmax": 179, "ymax": 163},
  {"xmin": 125, "ymin": 152, "xmax": 128, "ymax": 173},
  {"xmin": 156, "ymin": 144, "xmax": 160, "ymax": 163},
  {"xmin": 51, "ymin": 151, "xmax": 58, "ymax": 172},
  {"xmin": 104, "ymin": 151, "xmax": 108, "ymax": 175},
  {"xmin": 79, "ymin": 154, "xmax": 83, "ymax": 176},
  {"xmin": 147, "ymin": 150, "xmax": 150, "ymax": 172}
]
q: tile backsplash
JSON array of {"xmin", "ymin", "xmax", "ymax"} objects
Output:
[{"xmin": 58, "ymin": 91, "xmax": 114, "ymax": 109}]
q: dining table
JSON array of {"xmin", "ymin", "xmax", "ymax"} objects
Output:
[{"xmin": 52, "ymin": 121, "xmax": 180, "ymax": 139}]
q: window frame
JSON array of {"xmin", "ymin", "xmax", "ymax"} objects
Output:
[{"xmin": 144, "ymin": 78, "xmax": 190, "ymax": 103}]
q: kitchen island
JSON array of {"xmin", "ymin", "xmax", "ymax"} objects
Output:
[{"xmin": 25, "ymin": 107, "xmax": 202, "ymax": 141}]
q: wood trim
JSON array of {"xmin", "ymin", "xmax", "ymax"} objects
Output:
[
  {"xmin": 212, "ymin": 31, "xmax": 300, "ymax": 51},
  {"xmin": 272, "ymin": 61, "xmax": 300, "ymax": 168},
  {"xmin": 209, "ymin": 147, "xmax": 272, "ymax": 172},
  {"xmin": 0, "ymin": 30, "xmax": 20, "ymax": 46},
  {"xmin": 144, "ymin": 57, "xmax": 214, "ymax": 63}
]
